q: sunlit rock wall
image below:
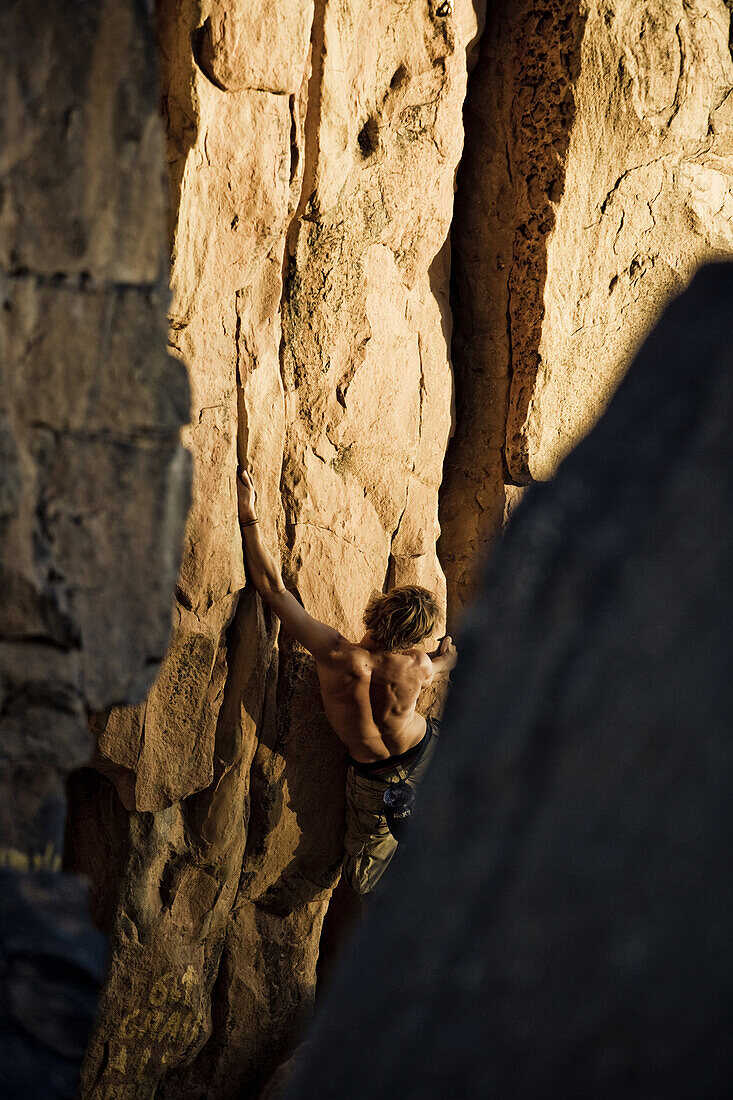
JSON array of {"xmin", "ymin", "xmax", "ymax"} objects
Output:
[
  {"xmin": 74, "ymin": 3, "xmax": 484, "ymax": 1097},
  {"xmin": 442, "ymin": 0, "xmax": 733, "ymax": 612}
]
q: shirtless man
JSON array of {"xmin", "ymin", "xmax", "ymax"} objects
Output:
[{"xmin": 237, "ymin": 468, "xmax": 457, "ymax": 893}]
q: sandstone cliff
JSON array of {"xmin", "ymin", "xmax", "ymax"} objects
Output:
[
  {"xmin": 0, "ymin": 0, "xmax": 189, "ymax": 898},
  {"xmin": 442, "ymin": 0, "xmax": 733, "ymax": 610},
  {"xmin": 70, "ymin": 3, "xmax": 484, "ymax": 1097},
  {"xmin": 4, "ymin": 1, "xmax": 733, "ymax": 1097}
]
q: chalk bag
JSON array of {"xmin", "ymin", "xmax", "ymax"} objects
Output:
[{"xmin": 383, "ymin": 781, "xmax": 415, "ymax": 843}]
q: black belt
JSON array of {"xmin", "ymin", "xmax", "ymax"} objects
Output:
[{"xmin": 348, "ymin": 724, "xmax": 431, "ymax": 778}]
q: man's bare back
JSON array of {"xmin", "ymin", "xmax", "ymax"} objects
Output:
[
  {"xmin": 236, "ymin": 469, "xmax": 457, "ymax": 762},
  {"xmin": 315, "ymin": 640, "xmax": 435, "ymax": 763}
]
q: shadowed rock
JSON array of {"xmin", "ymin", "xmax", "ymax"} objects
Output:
[
  {"xmin": 286, "ymin": 263, "xmax": 733, "ymax": 1098},
  {"xmin": 0, "ymin": 873, "xmax": 107, "ymax": 1100},
  {"xmin": 0, "ymin": 1, "xmax": 190, "ymax": 1095}
]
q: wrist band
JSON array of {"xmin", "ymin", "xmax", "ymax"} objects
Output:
[{"xmin": 239, "ymin": 517, "xmax": 259, "ymax": 527}]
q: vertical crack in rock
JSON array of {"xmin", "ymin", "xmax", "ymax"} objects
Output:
[
  {"xmin": 493, "ymin": 2, "xmax": 586, "ymax": 486},
  {"xmin": 290, "ymin": 0, "xmax": 328, "ymax": 231},
  {"xmin": 234, "ymin": 289, "xmax": 248, "ymax": 462},
  {"xmin": 417, "ymin": 331, "xmax": 427, "ymax": 452}
]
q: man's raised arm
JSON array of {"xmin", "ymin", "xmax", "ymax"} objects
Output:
[{"xmin": 236, "ymin": 468, "xmax": 343, "ymax": 662}]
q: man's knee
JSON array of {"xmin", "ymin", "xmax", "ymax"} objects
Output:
[
  {"xmin": 343, "ymin": 849, "xmax": 393, "ymax": 895},
  {"xmin": 342, "ymin": 855, "xmax": 371, "ymax": 896}
]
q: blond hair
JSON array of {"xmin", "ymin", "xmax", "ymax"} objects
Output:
[{"xmin": 363, "ymin": 585, "xmax": 440, "ymax": 652}]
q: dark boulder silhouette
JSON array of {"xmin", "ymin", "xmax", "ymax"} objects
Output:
[{"xmin": 0, "ymin": 873, "xmax": 106, "ymax": 1100}]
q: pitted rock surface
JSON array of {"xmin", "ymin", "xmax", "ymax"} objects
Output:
[{"xmin": 442, "ymin": 0, "xmax": 733, "ymax": 612}]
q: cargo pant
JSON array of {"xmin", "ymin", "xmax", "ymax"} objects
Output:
[{"xmin": 342, "ymin": 718, "xmax": 439, "ymax": 895}]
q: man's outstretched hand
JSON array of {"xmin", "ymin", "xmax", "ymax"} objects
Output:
[
  {"xmin": 235, "ymin": 465, "xmax": 343, "ymax": 660},
  {"xmin": 237, "ymin": 467, "xmax": 257, "ymax": 523},
  {"xmin": 428, "ymin": 634, "xmax": 458, "ymax": 681},
  {"xmin": 438, "ymin": 634, "xmax": 458, "ymax": 669}
]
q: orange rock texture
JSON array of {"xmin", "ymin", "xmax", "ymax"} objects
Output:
[
  {"xmin": 441, "ymin": 0, "xmax": 733, "ymax": 610},
  {"xmin": 71, "ymin": 2, "xmax": 485, "ymax": 1097},
  {"xmin": 4, "ymin": 1, "xmax": 733, "ymax": 1097}
]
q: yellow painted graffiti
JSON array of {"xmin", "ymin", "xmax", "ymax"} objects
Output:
[
  {"xmin": 0, "ymin": 843, "xmax": 62, "ymax": 873},
  {"xmin": 98, "ymin": 967, "xmax": 204, "ymax": 1093}
]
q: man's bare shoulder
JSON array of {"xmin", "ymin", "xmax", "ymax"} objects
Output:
[
  {"xmin": 317, "ymin": 636, "xmax": 372, "ymax": 674},
  {"xmin": 371, "ymin": 647, "xmax": 432, "ymax": 680},
  {"xmin": 396, "ymin": 647, "xmax": 432, "ymax": 670},
  {"xmin": 318, "ymin": 641, "xmax": 431, "ymax": 682},
  {"xmin": 407, "ymin": 648, "xmax": 434, "ymax": 681}
]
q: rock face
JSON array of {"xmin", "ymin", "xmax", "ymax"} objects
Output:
[
  {"xmin": 0, "ymin": 0, "xmax": 189, "ymax": 863},
  {"xmin": 0, "ymin": 872, "xmax": 107, "ymax": 1100},
  {"xmin": 0, "ymin": 0, "xmax": 190, "ymax": 1092},
  {"xmin": 70, "ymin": 3, "xmax": 484, "ymax": 1097},
  {"xmin": 441, "ymin": 0, "xmax": 733, "ymax": 611},
  {"xmin": 6, "ymin": 0, "xmax": 733, "ymax": 1096},
  {"xmin": 286, "ymin": 264, "xmax": 733, "ymax": 1099}
]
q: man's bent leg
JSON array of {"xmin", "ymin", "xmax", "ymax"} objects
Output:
[
  {"xmin": 343, "ymin": 769, "xmax": 398, "ymax": 895},
  {"xmin": 343, "ymin": 718, "xmax": 441, "ymax": 894}
]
